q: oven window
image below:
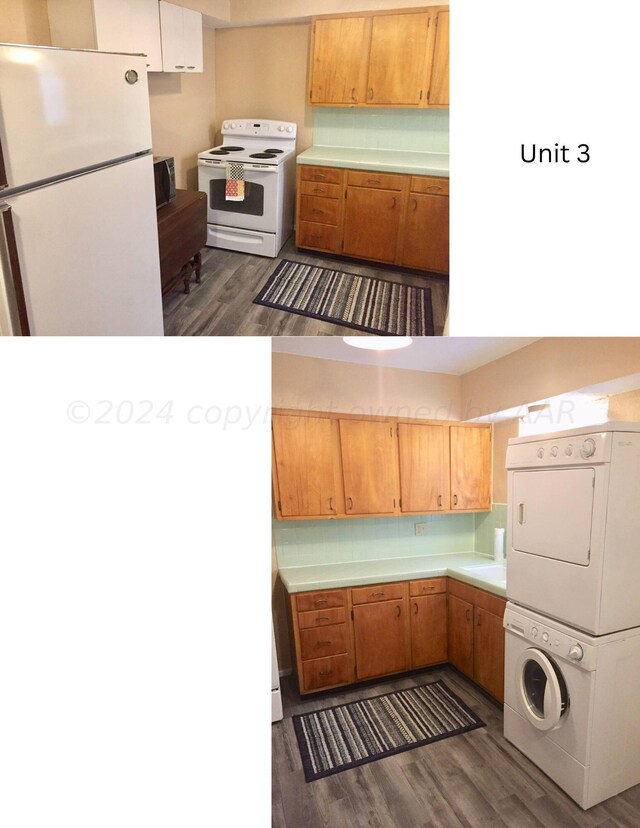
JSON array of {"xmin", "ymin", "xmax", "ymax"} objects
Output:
[{"xmin": 209, "ymin": 180, "xmax": 265, "ymax": 216}]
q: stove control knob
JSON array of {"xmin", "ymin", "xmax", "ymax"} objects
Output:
[
  {"xmin": 542, "ymin": 631, "xmax": 550, "ymax": 644},
  {"xmin": 569, "ymin": 644, "xmax": 584, "ymax": 661},
  {"xmin": 286, "ymin": 125, "xmax": 294, "ymax": 133},
  {"xmin": 223, "ymin": 122, "xmax": 229, "ymax": 129},
  {"xmin": 531, "ymin": 626, "xmax": 538, "ymax": 638},
  {"xmin": 581, "ymin": 438, "xmax": 596, "ymax": 459},
  {"xmin": 231, "ymin": 122, "xmax": 237, "ymax": 129},
  {"xmin": 565, "ymin": 444, "xmax": 573, "ymax": 456},
  {"xmin": 278, "ymin": 125, "xmax": 285, "ymax": 132},
  {"xmin": 537, "ymin": 447, "xmax": 544, "ymax": 458},
  {"xmin": 551, "ymin": 446, "xmax": 558, "ymax": 457}
]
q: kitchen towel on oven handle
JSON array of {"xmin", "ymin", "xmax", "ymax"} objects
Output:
[{"xmin": 225, "ymin": 162, "xmax": 245, "ymax": 201}]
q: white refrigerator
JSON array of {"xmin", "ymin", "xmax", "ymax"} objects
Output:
[{"xmin": 0, "ymin": 43, "xmax": 164, "ymax": 335}]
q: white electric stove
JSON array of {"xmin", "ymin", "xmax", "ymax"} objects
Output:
[{"xmin": 198, "ymin": 119, "xmax": 297, "ymax": 257}]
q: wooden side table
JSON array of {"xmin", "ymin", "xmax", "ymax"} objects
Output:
[{"xmin": 157, "ymin": 189, "xmax": 207, "ymax": 296}]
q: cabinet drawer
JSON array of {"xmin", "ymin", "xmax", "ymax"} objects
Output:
[
  {"xmin": 299, "ymin": 195, "xmax": 340, "ymax": 226},
  {"xmin": 410, "ymin": 577, "xmax": 447, "ymax": 596},
  {"xmin": 351, "ymin": 582, "xmax": 405, "ymax": 605},
  {"xmin": 300, "ymin": 623, "xmax": 348, "ymax": 660},
  {"xmin": 297, "ymin": 220, "xmax": 340, "ymax": 253},
  {"xmin": 298, "ymin": 606, "xmax": 346, "ymax": 629},
  {"xmin": 300, "ymin": 181, "xmax": 341, "ymax": 199},
  {"xmin": 410, "ymin": 176, "xmax": 449, "ymax": 196},
  {"xmin": 300, "ymin": 165, "xmax": 343, "ymax": 185},
  {"xmin": 347, "ymin": 170, "xmax": 404, "ymax": 191},
  {"xmin": 296, "ymin": 589, "xmax": 345, "ymax": 613},
  {"xmin": 302, "ymin": 653, "xmax": 352, "ymax": 692}
]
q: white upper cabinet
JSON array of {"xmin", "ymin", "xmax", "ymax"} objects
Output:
[
  {"xmin": 48, "ymin": 0, "xmax": 163, "ymax": 72},
  {"xmin": 159, "ymin": 1, "xmax": 204, "ymax": 73}
]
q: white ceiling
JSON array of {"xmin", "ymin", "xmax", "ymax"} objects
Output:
[{"xmin": 271, "ymin": 337, "xmax": 540, "ymax": 376}]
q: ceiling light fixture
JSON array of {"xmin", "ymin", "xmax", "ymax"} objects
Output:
[{"xmin": 343, "ymin": 336, "xmax": 413, "ymax": 351}]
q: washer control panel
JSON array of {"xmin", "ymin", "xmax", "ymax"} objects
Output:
[{"xmin": 504, "ymin": 607, "xmax": 596, "ymax": 670}]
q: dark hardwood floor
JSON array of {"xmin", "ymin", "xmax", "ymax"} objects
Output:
[
  {"xmin": 162, "ymin": 238, "xmax": 448, "ymax": 336},
  {"xmin": 272, "ymin": 667, "xmax": 640, "ymax": 828}
]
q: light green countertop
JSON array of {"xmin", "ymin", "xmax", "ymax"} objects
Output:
[
  {"xmin": 279, "ymin": 552, "xmax": 506, "ymax": 598},
  {"xmin": 296, "ymin": 146, "xmax": 449, "ymax": 178}
]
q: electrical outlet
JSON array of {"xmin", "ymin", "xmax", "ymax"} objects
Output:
[{"xmin": 415, "ymin": 523, "xmax": 427, "ymax": 536}]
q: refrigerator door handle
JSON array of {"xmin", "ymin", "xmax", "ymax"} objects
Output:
[{"xmin": 0, "ymin": 203, "xmax": 30, "ymax": 335}]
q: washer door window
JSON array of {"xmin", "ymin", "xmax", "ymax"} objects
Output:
[{"xmin": 516, "ymin": 648, "xmax": 570, "ymax": 731}]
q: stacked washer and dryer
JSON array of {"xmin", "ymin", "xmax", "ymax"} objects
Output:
[{"xmin": 504, "ymin": 423, "xmax": 640, "ymax": 809}]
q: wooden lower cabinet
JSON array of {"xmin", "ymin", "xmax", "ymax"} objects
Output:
[
  {"xmin": 288, "ymin": 577, "xmax": 505, "ymax": 701},
  {"xmin": 447, "ymin": 593, "xmax": 474, "ymax": 676},
  {"xmin": 353, "ymin": 591, "xmax": 409, "ymax": 679},
  {"xmin": 447, "ymin": 579, "xmax": 506, "ymax": 703},
  {"xmin": 342, "ymin": 186, "xmax": 402, "ymax": 263},
  {"xmin": 401, "ymin": 191, "xmax": 449, "ymax": 273},
  {"xmin": 410, "ymin": 593, "xmax": 447, "ymax": 667}
]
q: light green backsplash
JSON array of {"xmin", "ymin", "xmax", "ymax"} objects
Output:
[
  {"xmin": 274, "ymin": 512, "xmax": 474, "ymax": 569},
  {"xmin": 312, "ymin": 108, "xmax": 449, "ymax": 154},
  {"xmin": 474, "ymin": 504, "xmax": 508, "ymax": 557}
]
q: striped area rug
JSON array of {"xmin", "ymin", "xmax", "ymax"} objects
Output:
[
  {"xmin": 253, "ymin": 259, "xmax": 434, "ymax": 336},
  {"xmin": 293, "ymin": 680, "xmax": 485, "ymax": 781}
]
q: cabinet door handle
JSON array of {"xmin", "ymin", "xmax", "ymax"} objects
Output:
[
  {"xmin": 437, "ymin": 495, "xmax": 442, "ymax": 508},
  {"xmin": 423, "ymin": 585, "xmax": 435, "ymax": 592},
  {"xmin": 367, "ymin": 177, "xmax": 381, "ymax": 184},
  {"xmin": 372, "ymin": 591, "xmax": 386, "ymax": 598},
  {"xmin": 313, "ymin": 187, "xmax": 324, "ymax": 194},
  {"xmin": 465, "ymin": 608, "xmax": 471, "ymax": 622},
  {"xmin": 319, "ymin": 669, "xmax": 333, "ymax": 676},
  {"xmin": 453, "ymin": 494, "xmax": 458, "ymax": 506},
  {"xmin": 391, "ymin": 197, "xmax": 397, "ymax": 209},
  {"xmin": 368, "ymin": 88, "xmax": 374, "ymax": 100},
  {"xmin": 426, "ymin": 186, "xmax": 443, "ymax": 193},
  {"xmin": 351, "ymin": 86, "xmax": 357, "ymax": 102},
  {"xmin": 413, "ymin": 602, "xmax": 418, "ymax": 615},
  {"xmin": 477, "ymin": 611, "xmax": 482, "ymax": 626},
  {"xmin": 175, "ymin": 65, "xmax": 185, "ymax": 69},
  {"xmin": 329, "ymin": 496, "xmax": 335, "ymax": 512},
  {"xmin": 314, "ymin": 599, "xmax": 329, "ymax": 606},
  {"xmin": 316, "ymin": 616, "xmax": 330, "ymax": 623},
  {"xmin": 347, "ymin": 497, "xmax": 354, "ymax": 511},
  {"xmin": 396, "ymin": 604, "xmax": 401, "ymax": 617},
  {"xmin": 187, "ymin": 65, "xmax": 196, "ymax": 70},
  {"xmin": 316, "ymin": 640, "xmax": 332, "ymax": 646},
  {"xmin": 412, "ymin": 199, "xmax": 418, "ymax": 212},
  {"xmin": 518, "ymin": 502, "xmax": 526, "ymax": 524},
  {"xmin": 314, "ymin": 173, "xmax": 327, "ymax": 180}
]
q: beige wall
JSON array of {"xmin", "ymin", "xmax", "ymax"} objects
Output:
[
  {"xmin": 148, "ymin": 28, "xmax": 216, "ymax": 189},
  {"xmin": 273, "ymin": 353, "xmax": 462, "ymax": 420},
  {"xmin": 230, "ymin": 0, "xmax": 447, "ymax": 23},
  {"xmin": 461, "ymin": 339, "xmax": 640, "ymax": 419},
  {"xmin": 0, "ymin": 0, "xmax": 50, "ymax": 44},
  {"xmin": 214, "ymin": 22, "xmax": 313, "ymax": 152}
]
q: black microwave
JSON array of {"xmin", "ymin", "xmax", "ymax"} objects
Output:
[{"xmin": 153, "ymin": 156, "xmax": 176, "ymax": 209}]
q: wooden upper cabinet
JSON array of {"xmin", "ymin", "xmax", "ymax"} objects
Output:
[
  {"xmin": 309, "ymin": 17, "xmax": 371, "ymax": 105},
  {"xmin": 308, "ymin": 7, "xmax": 448, "ymax": 109},
  {"xmin": 339, "ymin": 419, "xmax": 399, "ymax": 515},
  {"xmin": 367, "ymin": 12, "xmax": 430, "ymax": 106},
  {"xmin": 428, "ymin": 9, "xmax": 449, "ymax": 106},
  {"xmin": 450, "ymin": 426, "xmax": 492, "ymax": 511},
  {"xmin": 398, "ymin": 423, "xmax": 449, "ymax": 513},
  {"xmin": 272, "ymin": 414, "xmax": 343, "ymax": 517}
]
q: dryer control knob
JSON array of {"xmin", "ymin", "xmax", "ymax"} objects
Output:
[
  {"xmin": 565, "ymin": 445, "xmax": 573, "ymax": 456},
  {"xmin": 537, "ymin": 447, "xmax": 544, "ymax": 458},
  {"xmin": 231, "ymin": 122, "xmax": 237, "ymax": 129},
  {"xmin": 569, "ymin": 644, "xmax": 584, "ymax": 661},
  {"xmin": 531, "ymin": 626, "xmax": 538, "ymax": 638},
  {"xmin": 581, "ymin": 438, "xmax": 596, "ymax": 458},
  {"xmin": 551, "ymin": 446, "xmax": 558, "ymax": 457},
  {"xmin": 542, "ymin": 632, "xmax": 550, "ymax": 644},
  {"xmin": 278, "ymin": 125, "xmax": 285, "ymax": 132}
]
